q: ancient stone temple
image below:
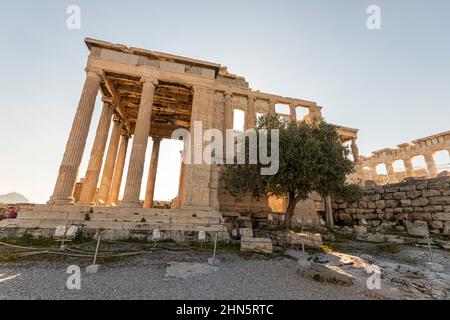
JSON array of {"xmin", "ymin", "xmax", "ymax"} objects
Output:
[
  {"xmin": 355, "ymin": 131, "xmax": 450, "ymax": 186},
  {"xmin": 0, "ymin": 38, "xmax": 359, "ymax": 238}
]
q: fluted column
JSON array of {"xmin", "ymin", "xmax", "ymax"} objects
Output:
[
  {"xmin": 96, "ymin": 118, "xmax": 121, "ymax": 204},
  {"xmin": 289, "ymin": 103, "xmax": 297, "ymax": 121},
  {"xmin": 120, "ymin": 78, "xmax": 156, "ymax": 207},
  {"xmin": 424, "ymin": 152, "xmax": 438, "ymax": 178},
  {"xmin": 49, "ymin": 68, "xmax": 102, "ymax": 205},
  {"xmin": 385, "ymin": 161, "xmax": 398, "ymax": 184},
  {"xmin": 108, "ymin": 133, "xmax": 129, "ymax": 206},
  {"xmin": 78, "ymin": 102, "xmax": 114, "ymax": 204},
  {"xmin": 143, "ymin": 137, "xmax": 162, "ymax": 208},
  {"xmin": 403, "ymin": 157, "xmax": 416, "ymax": 177},
  {"xmin": 245, "ymin": 95, "xmax": 256, "ymax": 130}
]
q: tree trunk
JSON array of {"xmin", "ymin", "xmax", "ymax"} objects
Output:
[
  {"xmin": 324, "ymin": 195, "xmax": 334, "ymax": 227},
  {"xmin": 284, "ymin": 191, "xmax": 298, "ymax": 229}
]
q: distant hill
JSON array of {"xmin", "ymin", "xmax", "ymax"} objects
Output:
[{"xmin": 0, "ymin": 192, "xmax": 30, "ymax": 204}]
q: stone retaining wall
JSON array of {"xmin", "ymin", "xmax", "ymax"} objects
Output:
[{"xmin": 333, "ymin": 176, "xmax": 450, "ymax": 235}]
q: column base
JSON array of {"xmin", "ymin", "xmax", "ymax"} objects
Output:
[
  {"xmin": 76, "ymin": 201, "xmax": 96, "ymax": 206},
  {"xmin": 118, "ymin": 200, "xmax": 143, "ymax": 208},
  {"xmin": 47, "ymin": 197, "xmax": 75, "ymax": 205}
]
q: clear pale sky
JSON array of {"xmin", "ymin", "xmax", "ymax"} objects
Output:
[{"xmin": 0, "ymin": 0, "xmax": 449, "ymax": 204}]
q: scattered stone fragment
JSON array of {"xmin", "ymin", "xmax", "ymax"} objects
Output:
[{"xmin": 240, "ymin": 237, "xmax": 273, "ymax": 254}]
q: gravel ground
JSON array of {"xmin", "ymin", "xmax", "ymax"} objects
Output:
[{"xmin": 0, "ymin": 248, "xmax": 377, "ymax": 300}]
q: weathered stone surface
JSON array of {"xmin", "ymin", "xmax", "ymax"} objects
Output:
[
  {"xmin": 354, "ymin": 225, "xmax": 367, "ymax": 234},
  {"xmin": 376, "ymin": 200, "xmax": 386, "ymax": 209},
  {"xmin": 240, "ymin": 237, "xmax": 273, "ymax": 254},
  {"xmin": 432, "ymin": 212, "xmax": 450, "ymax": 221},
  {"xmin": 443, "ymin": 222, "xmax": 450, "ymax": 235},
  {"xmin": 430, "ymin": 221, "xmax": 444, "ymax": 230},
  {"xmin": 238, "ymin": 228, "xmax": 253, "ymax": 239},
  {"xmin": 412, "ymin": 197, "xmax": 430, "ymax": 207},
  {"xmin": 405, "ymin": 221, "xmax": 429, "ymax": 237},
  {"xmin": 297, "ymin": 262, "xmax": 353, "ymax": 286}
]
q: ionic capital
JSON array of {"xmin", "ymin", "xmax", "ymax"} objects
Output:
[
  {"xmin": 140, "ymin": 76, "xmax": 158, "ymax": 86},
  {"xmin": 85, "ymin": 67, "xmax": 103, "ymax": 79},
  {"xmin": 112, "ymin": 114, "xmax": 121, "ymax": 123}
]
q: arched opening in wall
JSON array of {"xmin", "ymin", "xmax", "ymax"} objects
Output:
[
  {"xmin": 275, "ymin": 103, "xmax": 290, "ymax": 120},
  {"xmin": 296, "ymin": 107, "xmax": 309, "ymax": 122},
  {"xmin": 376, "ymin": 163, "xmax": 387, "ymax": 175},
  {"xmin": 433, "ymin": 150, "xmax": 450, "ymax": 173},
  {"xmin": 393, "ymin": 160, "xmax": 405, "ymax": 172},
  {"xmin": 376, "ymin": 163, "xmax": 387, "ymax": 184},
  {"xmin": 233, "ymin": 109, "xmax": 245, "ymax": 132},
  {"xmin": 411, "ymin": 156, "xmax": 428, "ymax": 178},
  {"xmin": 393, "ymin": 160, "xmax": 406, "ymax": 180},
  {"xmin": 139, "ymin": 139, "xmax": 184, "ymax": 205}
]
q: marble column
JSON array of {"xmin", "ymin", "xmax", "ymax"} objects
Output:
[
  {"xmin": 143, "ymin": 137, "xmax": 162, "ymax": 208},
  {"xmin": 49, "ymin": 68, "xmax": 102, "ymax": 205},
  {"xmin": 424, "ymin": 152, "xmax": 438, "ymax": 178},
  {"xmin": 96, "ymin": 117, "xmax": 121, "ymax": 204},
  {"xmin": 245, "ymin": 95, "xmax": 256, "ymax": 130},
  {"xmin": 120, "ymin": 78, "xmax": 156, "ymax": 207},
  {"xmin": 403, "ymin": 157, "xmax": 416, "ymax": 177},
  {"xmin": 108, "ymin": 133, "xmax": 129, "ymax": 206},
  {"xmin": 385, "ymin": 161, "xmax": 398, "ymax": 184},
  {"xmin": 78, "ymin": 102, "xmax": 114, "ymax": 204},
  {"xmin": 289, "ymin": 103, "xmax": 297, "ymax": 121}
]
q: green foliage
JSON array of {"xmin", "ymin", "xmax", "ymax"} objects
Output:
[
  {"xmin": 334, "ymin": 183, "xmax": 364, "ymax": 203},
  {"xmin": 222, "ymin": 115, "xmax": 355, "ymax": 229}
]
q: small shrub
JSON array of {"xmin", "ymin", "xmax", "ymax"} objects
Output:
[
  {"xmin": 84, "ymin": 213, "xmax": 90, "ymax": 221},
  {"xmin": 140, "ymin": 218, "xmax": 146, "ymax": 223},
  {"xmin": 377, "ymin": 242, "xmax": 401, "ymax": 254},
  {"xmin": 335, "ymin": 184, "xmax": 364, "ymax": 204}
]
